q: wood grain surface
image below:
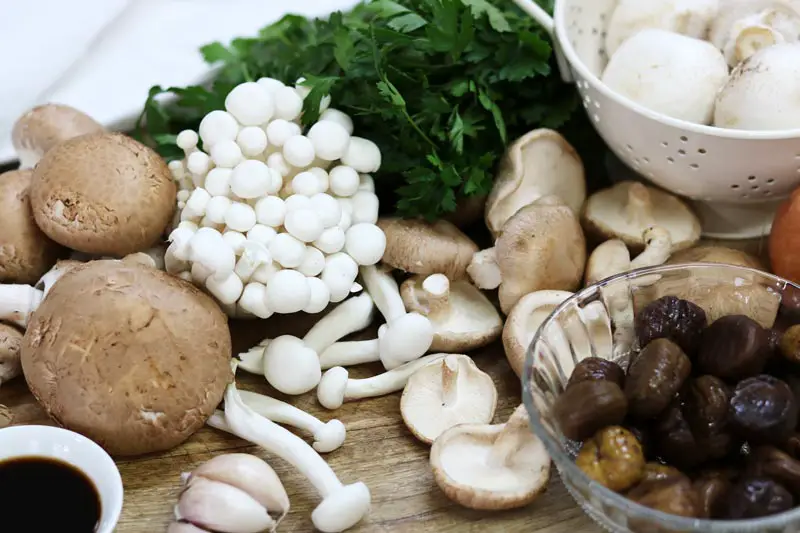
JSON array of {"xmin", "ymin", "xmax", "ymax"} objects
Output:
[{"xmin": 0, "ymin": 308, "xmax": 598, "ymax": 533}]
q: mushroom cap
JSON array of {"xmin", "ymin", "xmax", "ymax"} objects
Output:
[
  {"xmin": 30, "ymin": 132, "xmax": 176, "ymax": 256},
  {"xmin": 582, "ymin": 181, "xmax": 701, "ymax": 252},
  {"xmin": 21, "ymin": 260, "xmax": 232, "ymax": 456},
  {"xmin": 11, "ymin": 104, "xmax": 104, "ymax": 169},
  {"xmin": 376, "ymin": 218, "xmax": 479, "ymax": 280},
  {"xmin": 0, "ymin": 170, "xmax": 65, "ymax": 284},
  {"xmin": 0, "ymin": 323, "xmax": 23, "ymax": 385},
  {"xmin": 400, "ymin": 274, "xmax": 503, "ymax": 352},
  {"xmin": 502, "ymin": 290, "xmax": 574, "ymax": 377},
  {"xmin": 430, "ymin": 405, "xmax": 551, "ymax": 510},
  {"xmin": 495, "ymin": 196, "xmax": 585, "ymax": 314},
  {"xmin": 486, "ymin": 129, "xmax": 586, "ymax": 237},
  {"xmin": 401, "ymin": 354, "xmax": 497, "ymax": 444},
  {"xmin": 584, "ymin": 239, "xmax": 631, "ymax": 286},
  {"xmin": 667, "ymin": 245, "xmax": 765, "ymax": 270}
]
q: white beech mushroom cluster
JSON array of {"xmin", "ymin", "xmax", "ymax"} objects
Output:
[
  {"xmin": 165, "ymin": 79, "xmax": 387, "ymax": 317},
  {"xmin": 600, "ymin": 0, "xmax": 800, "ymax": 129}
]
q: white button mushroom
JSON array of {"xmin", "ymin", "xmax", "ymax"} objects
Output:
[
  {"xmin": 176, "ymin": 129, "xmax": 199, "ymax": 153},
  {"xmin": 266, "ymin": 152, "xmax": 292, "ymax": 176},
  {"xmin": 328, "ymin": 166, "xmax": 360, "ymax": 197},
  {"xmin": 222, "ymin": 230, "xmax": 247, "ymax": 255},
  {"xmin": 285, "ymin": 209, "xmax": 324, "ymax": 243},
  {"xmin": 292, "ymin": 171, "xmax": 324, "ymax": 196},
  {"xmin": 273, "ymin": 86, "xmax": 304, "ymax": 122},
  {"xmin": 251, "ymin": 261, "xmax": 281, "ymax": 284},
  {"xmin": 309, "ymin": 167, "xmax": 330, "ymax": 191},
  {"xmin": 310, "ymin": 193, "xmax": 342, "ymax": 228},
  {"xmin": 319, "ymin": 108, "xmax": 354, "ymax": 134},
  {"xmin": 246, "ymin": 224, "xmax": 277, "ymax": 247},
  {"xmin": 264, "ymin": 270, "xmax": 311, "ymax": 314},
  {"xmin": 344, "ymin": 223, "xmax": 386, "ymax": 266},
  {"xmin": 254, "ymin": 195, "xmax": 286, "ymax": 227},
  {"xmin": 304, "ymin": 277, "xmax": 331, "ymax": 314},
  {"xmin": 298, "ymin": 247, "xmax": 326, "ymax": 277},
  {"xmin": 230, "ymin": 160, "xmax": 272, "ymax": 199},
  {"xmin": 341, "ymin": 137, "xmax": 382, "ymax": 173},
  {"xmin": 198, "ymin": 110, "xmax": 240, "ymax": 147},
  {"xmin": 283, "ymin": 135, "xmax": 316, "ymax": 168},
  {"xmin": 204, "ymin": 168, "xmax": 233, "ymax": 197},
  {"xmin": 185, "ymin": 188, "xmax": 211, "ymax": 218},
  {"xmin": 265, "ymin": 119, "xmax": 301, "ymax": 147},
  {"xmin": 186, "ymin": 152, "xmax": 212, "ymax": 179},
  {"xmin": 205, "ymin": 196, "xmax": 232, "ymax": 224},
  {"xmin": 210, "ymin": 140, "xmax": 244, "ymax": 168},
  {"xmin": 224, "ymin": 202, "xmax": 257, "ymax": 233},
  {"xmin": 189, "ymin": 228, "xmax": 236, "ymax": 279},
  {"xmin": 350, "ymin": 191, "xmax": 379, "ymax": 224},
  {"xmin": 238, "ymin": 283, "xmax": 273, "ymax": 319},
  {"xmin": 269, "ymin": 233, "xmax": 307, "ymax": 268},
  {"xmin": 320, "ymin": 252, "xmax": 359, "ymax": 302},
  {"xmin": 338, "ymin": 209, "xmax": 352, "ymax": 232},
  {"xmin": 358, "ymin": 174, "xmax": 375, "ymax": 193},
  {"xmin": 206, "ymin": 272, "xmax": 245, "ymax": 305},
  {"xmin": 236, "ymin": 126, "xmax": 269, "ymax": 157},
  {"xmin": 307, "ymin": 120, "xmax": 351, "ymax": 161},
  {"xmin": 234, "ymin": 241, "xmax": 272, "ymax": 283},
  {"xmin": 225, "ymin": 82, "xmax": 275, "ymax": 126},
  {"xmin": 257, "ymin": 77, "xmax": 285, "ymax": 94},
  {"xmin": 284, "ymin": 194, "xmax": 312, "ymax": 212},
  {"xmin": 261, "ymin": 335, "xmax": 320, "ymax": 395},
  {"xmin": 314, "ymin": 227, "xmax": 346, "ymax": 254},
  {"xmin": 602, "ymin": 29, "xmax": 728, "ymax": 124}
]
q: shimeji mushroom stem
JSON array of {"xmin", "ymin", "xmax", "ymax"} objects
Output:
[
  {"xmin": 441, "ymin": 356, "xmax": 459, "ymax": 407},
  {"xmin": 624, "ymin": 182, "xmax": 655, "ymax": 228},
  {"xmin": 209, "ymin": 390, "xmax": 346, "ymax": 453},
  {"xmin": 485, "ymin": 406, "xmax": 529, "ymax": 468},
  {"xmin": 359, "ymin": 265, "xmax": 405, "ymax": 321},
  {"xmin": 0, "ymin": 284, "xmax": 43, "ymax": 328},
  {"xmin": 302, "ymin": 293, "xmax": 375, "ymax": 353},
  {"xmin": 319, "ymin": 340, "xmax": 379, "ymax": 369},
  {"xmin": 221, "ymin": 367, "xmax": 371, "ymax": 532}
]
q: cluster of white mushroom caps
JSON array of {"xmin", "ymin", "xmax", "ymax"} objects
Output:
[
  {"xmin": 164, "ymin": 79, "xmax": 387, "ymax": 318},
  {"xmin": 600, "ymin": 0, "xmax": 800, "ymax": 129}
]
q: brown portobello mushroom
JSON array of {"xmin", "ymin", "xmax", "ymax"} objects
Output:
[
  {"xmin": 0, "ymin": 170, "xmax": 65, "ymax": 284},
  {"xmin": 29, "ymin": 132, "xmax": 176, "ymax": 256},
  {"xmin": 21, "ymin": 260, "xmax": 232, "ymax": 457}
]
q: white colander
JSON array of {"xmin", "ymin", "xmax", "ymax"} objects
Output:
[{"xmin": 513, "ymin": 0, "xmax": 800, "ymax": 239}]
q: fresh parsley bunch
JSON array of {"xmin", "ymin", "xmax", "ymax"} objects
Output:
[{"xmin": 139, "ymin": 0, "xmax": 579, "ymax": 219}]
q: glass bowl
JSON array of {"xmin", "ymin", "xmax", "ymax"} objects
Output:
[{"xmin": 523, "ymin": 262, "xmax": 800, "ymax": 533}]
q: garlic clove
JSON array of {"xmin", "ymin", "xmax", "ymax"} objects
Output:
[
  {"xmin": 178, "ymin": 477, "xmax": 275, "ymax": 533},
  {"xmin": 190, "ymin": 453, "xmax": 290, "ymax": 520}
]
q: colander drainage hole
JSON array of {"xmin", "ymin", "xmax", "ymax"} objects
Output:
[
  {"xmin": 678, "ymin": 149, "xmax": 686, "ymax": 156},
  {"xmin": 661, "ymin": 141, "xmax": 669, "ymax": 147},
  {"xmin": 731, "ymin": 184, "xmax": 740, "ymax": 189},
  {"xmin": 698, "ymin": 148, "xmax": 707, "ymax": 154},
  {"xmin": 667, "ymin": 157, "xmax": 675, "ymax": 163},
  {"xmin": 642, "ymin": 157, "xmax": 650, "ymax": 164},
  {"xmin": 680, "ymin": 136, "xmax": 688, "ymax": 142},
  {"xmin": 768, "ymin": 179, "xmax": 775, "ymax": 184},
  {"xmin": 690, "ymin": 164, "xmax": 699, "ymax": 170},
  {"xmin": 748, "ymin": 175, "xmax": 756, "ymax": 181},
  {"xmin": 626, "ymin": 144, "xmax": 633, "ymax": 151},
  {"xmin": 752, "ymin": 185, "xmax": 759, "ymax": 190}
]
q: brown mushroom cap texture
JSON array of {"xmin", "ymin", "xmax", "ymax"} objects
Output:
[
  {"xmin": 21, "ymin": 260, "xmax": 232, "ymax": 456},
  {"xmin": 667, "ymin": 245, "xmax": 765, "ymax": 270},
  {"xmin": 0, "ymin": 170, "xmax": 65, "ymax": 283},
  {"xmin": 377, "ymin": 218, "xmax": 479, "ymax": 280},
  {"xmin": 12, "ymin": 104, "xmax": 104, "ymax": 167},
  {"xmin": 30, "ymin": 132, "xmax": 176, "ymax": 256},
  {"xmin": 0, "ymin": 323, "xmax": 23, "ymax": 384}
]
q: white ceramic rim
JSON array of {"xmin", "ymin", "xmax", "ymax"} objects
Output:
[
  {"xmin": 549, "ymin": 0, "xmax": 800, "ymax": 140},
  {"xmin": 0, "ymin": 425, "xmax": 124, "ymax": 533}
]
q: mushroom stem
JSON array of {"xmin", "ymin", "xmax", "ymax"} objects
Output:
[
  {"xmin": 0, "ymin": 284, "xmax": 43, "ymax": 328},
  {"xmin": 317, "ymin": 353, "xmax": 447, "ymax": 409},
  {"xmin": 624, "ymin": 183, "xmax": 656, "ymax": 228},
  {"xmin": 359, "ymin": 265, "xmax": 405, "ymax": 321},
  {"xmin": 630, "ymin": 226, "xmax": 672, "ymax": 269},
  {"xmin": 467, "ymin": 248, "xmax": 502, "ymax": 290},
  {"xmin": 210, "ymin": 390, "xmax": 346, "ymax": 453},
  {"xmin": 420, "ymin": 274, "xmax": 451, "ymax": 319},
  {"xmin": 319, "ymin": 340, "xmax": 379, "ymax": 369},
  {"xmin": 237, "ymin": 341, "xmax": 269, "ymax": 374},
  {"xmin": 441, "ymin": 356, "xmax": 460, "ymax": 407},
  {"xmin": 485, "ymin": 405, "xmax": 530, "ymax": 468},
  {"xmin": 735, "ymin": 24, "xmax": 780, "ymax": 62},
  {"xmin": 34, "ymin": 260, "xmax": 82, "ymax": 296},
  {"xmin": 221, "ymin": 368, "xmax": 371, "ymax": 532},
  {"xmin": 302, "ymin": 293, "xmax": 375, "ymax": 353}
]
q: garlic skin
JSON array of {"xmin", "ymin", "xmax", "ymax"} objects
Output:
[{"xmin": 172, "ymin": 453, "xmax": 290, "ymax": 533}]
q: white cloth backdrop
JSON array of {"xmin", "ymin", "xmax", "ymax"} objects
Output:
[{"xmin": 0, "ymin": 0, "xmax": 360, "ymax": 163}]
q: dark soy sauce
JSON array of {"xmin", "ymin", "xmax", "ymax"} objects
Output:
[{"xmin": 0, "ymin": 456, "xmax": 101, "ymax": 531}]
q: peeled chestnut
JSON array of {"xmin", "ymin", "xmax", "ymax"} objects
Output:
[
  {"xmin": 576, "ymin": 426, "xmax": 646, "ymax": 492},
  {"xmin": 693, "ymin": 471, "xmax": 732, "ymax": 519},
  {"xmin": 747, "ymin": 446, "xmax": 800, "ymax": 495},
  {"xmin": 684, "ymin": 375, "xmax": 733, "ymax": 460},
  {"xmin": 725, "ymin": 477, "xmax": 794, "ymax": 519},
  {"xmin": 780, "ymin": 325, "xmax": 800, "ymax": 365},
  {"xmin": 567, "ymin": 357, "xmax": 625, "ymax": 389},
  {"xmin": 638, "ymin": 462, "xmax": 683, "ymax": 484},
  {"xmin": 625, "ymin": 338, "xmax": 691, "ymax": 420},
  {"xmin": 729, "ymin": 375, "xmax": 798, "ymax": 445},
  {"xmin": 626, "ymin": 475, "xmax": 700, "ymax": 518},
  {"xmin": 635, "ymin": 296, "xmax": 707, "ymax": 355},
  {"xmin": 698, "ymin": 315, "xmax": 770, "ymax": 381},
  {"xmin": 554, "ymin": 380, "xmax": 627, "ymax": 442},
  {"xmin": 653, "ymin": 398, "xmax": 708, "ymax": 469}
]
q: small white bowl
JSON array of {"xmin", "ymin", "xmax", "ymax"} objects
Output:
[{"xmin": 0, "ymin": 425, "xmax": 123, "ymax": 533}]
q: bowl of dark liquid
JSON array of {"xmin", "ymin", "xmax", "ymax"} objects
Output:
[{"xmin": 0, "ymin": 425, "xmax": 123, "ymax": 532}]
